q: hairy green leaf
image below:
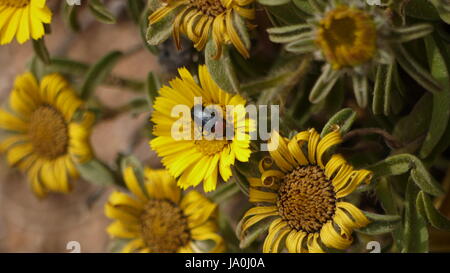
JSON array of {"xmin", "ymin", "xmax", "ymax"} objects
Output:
[{"xmin": 80, "ymin": 51, "xmax": 123, "ymax": 101}]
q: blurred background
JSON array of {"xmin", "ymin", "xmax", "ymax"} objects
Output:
[{"xmin": 0, "ymin": 0, "xmax": 164, "ymax": 252}]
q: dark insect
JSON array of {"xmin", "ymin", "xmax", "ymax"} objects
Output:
[{"xmin": 190, "ymin": 104, "xmax": 225, "ymax": 136}]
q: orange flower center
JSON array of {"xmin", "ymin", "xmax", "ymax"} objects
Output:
[
  {"xmin": 277, "ymin": 165, "xmax": 336, "ymax": 233},
  {"xmin": 188, "ymin": 0, "xmax": 226, "ymax": 17},
  {"xmin": 140, "ymin": 200, "xmax": 190, "ymax": 253},
  {"xmin": 316, "ymin": 5, "xmax": 377, "ymax": 69},
  {"xmin": 194, "ymin": 139, "xmax": 228, "ymax": 156},
  {"xmin": 28, "ymin": 105, "xmax": 69, "ymax": 159},
  {"xmin": 0, "ymin": 0, "xmax": 30, "ymax": 8}
]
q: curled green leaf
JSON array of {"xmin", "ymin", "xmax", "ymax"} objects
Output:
[
  {"xmin": 417, "ymin": 191, "xmax": 450, "ymax": 231},
  {"xmin": 321, "ymin": 108, "xmax": 356, "ymax": 137},
  {"xmin": 357, "ymin": 211, "xmax": 401, "ymax": 235},
  {"xmin": 402, "ymin": 179, "xmax": 429, "ymax": 253},
  {"xmin": 80, "ymin": 51, "xmax": 123, "ymax": 101},
  {"xmin": 368, "ymin": 154, "xmax": 444, "ymax": 196},
  {"xmin": 88, "ymin": 0, "xmax": 117, "ymax": 24}
]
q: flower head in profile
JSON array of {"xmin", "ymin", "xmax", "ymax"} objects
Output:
[
  {"xmin": 239, "ymin": 128, "xmax": 372, "ymax": 253},
  {"xmin": 315, "ymin": 4, "xmax": 377, "ymax": 70},
  {"xmin": 105, "ymin": 165, "xmax": 225, "ymax": 253},
  {"xmin": 0, "ymin": 0, "xmax": 52, "ymax": 45},
  {"xmin": 0, "ymin": 73, "xmax": 94, "ymax": 198},
  {"xmin": 150, "ymin": 65, "xmax": 254, "ymax": 192},
  {"xmin": 149, "ymin": 0, "xmax": 255, "ymax": 58}
]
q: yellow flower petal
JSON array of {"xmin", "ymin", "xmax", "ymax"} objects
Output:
[{"xmin": 122, "ymin": 166, "xmax": 148, "ymax": 202}]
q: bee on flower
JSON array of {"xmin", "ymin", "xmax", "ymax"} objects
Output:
[{"xmin": 150, "ymin": 65, "xmax": 255, "ymax": 192}]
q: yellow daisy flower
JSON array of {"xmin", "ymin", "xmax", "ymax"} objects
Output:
[
  {"xmin": 239, "ymin": 128, "xmax": 372, "ymax": 253},
  {"xmin": 0, "ymin": 0, "xmax": 52, "ymax": 45},
  {"xmin": 149, "ymin": 0, "xmax": 255, "ymax": 58},
  {"xmin": 105, "ymin": 165, "xmax": 225, "ymax": 253},
  {"xmin": 0, "ymin": 73, "xmax": 94, "ymax": 198},
  {"xmin": 267, "ymin": 0, "xmax": 433, "ymax": 108},
  {"xmin": 150, "ymin": 65, "xmax": 254, "ymax": 192},
  {"xmin": 315, "ymin": 5, "xmax": 377, "ymax": 70}
]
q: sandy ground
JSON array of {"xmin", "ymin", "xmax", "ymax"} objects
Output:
[{"xmin": 0, "ymin": 1, "xmax": 162, "ymax": 252}]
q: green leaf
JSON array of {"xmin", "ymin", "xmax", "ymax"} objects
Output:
[
  {"xmin": 241, "ymin": 68, "xmax": 299, "ymax": 96},
  {"xmin": 235, "ymin": 152, "xmax": 267, "ymax": 178},
  {"xmin": 424, "ymin": 118, "xmax": 450, "ymax": 163},
  {"xmin": 145, "ymin": 72, "xmax": 161, "ymax": 106},
  {"xmin": 258, "ymin": 0, "xmax": 290, "ymax": 5},
  {"xmin": 88, "ymin": 0, "xmax": 117, "ymax": 24},
  {"xmin": 285, "ymin": 39, "xmax": 316, "ymax": 54},
  {"xmin": 77, "ymin": 159, "xmax": 117, "ymax": 187},
  {"xmin": 357, "ymin": 211, "xmax": 401, "ymax": 235},
  {"xmin": 61, "ymin": 2, "xmax": 80, "ymax": 32},
  {"xmin": 352, "ymin": 74, "xmax": 369, "ymax": 108},
  {"xmin": 393, "ymin": 93, "xmax": 432, "ymax": 144},
  {"xmin": 32, "ymin": 38, "xmax": 51, "ymax": 65},
  {"xmin": 402, "ymin": 179, "xmax": 429, "ymax": 253},
  {"xmin": 146, "ymin": 7, "xmax": 176, "ymax": 46},
  {"xmin": 218, "ymin": 211, "xmax": 241, "ymax": 252},
  {"xmin": 147, "ymin": 0, "xmax": 161, "ymax": 11},
  {"xmin": 292, "ymin": 0, "xmax": 315, "ymax": 15},
  {"xmin": 232, "ymin": 10, "xmax": 251, "ymax": 56},
  {"xmin": 80, "ymin": 51, "xmax": 123, "ymax": 101},
  {"xmin": 417, "ymin": 191, "xmax": 450, "ymax": 231},
  {"xmin": 321, "ymin": 108, "xmax": 357, "ymax": 137},
  {"xmin": 306, "ymin": 0, "xmax": 326, "ymax": 12},
  {"xmin": 393, "ymin": 44, "xmax": 442, "ymax": 94},
  {"xmin": 429, "ymin": 0, "xmax": 450, "ymax": 24},
  {"xmin": 29, "ymin": 56, "xmax": 46, "ymax": 80},
  {"xmin": 405, "ymin": 0, "xmax": 440, "ymax": 21},
  {"xmin": 309, "ymin": 65, "xmax": 340, "ymax": 103},
  {"xmin": 140, "ymin": 9, "xmax": 159, "ymax": 54},
  {"xmin": 47, "ymin": 58, "xmax": 89, "ymax": 75},
  {"xmin": 389, "ymin": 24, "xmax": 434, "ymax": 43},
  {"xmin": 368, "ymin": 154, "xmax": 414, "ymax": 178},
  {"xmin": 410, "ymin": 161, "xmax": 444, "ymax": 197},
  {"xmin": 373, "ymin": 63, "xmax": 395, "ymax": 116},
  {"xmin": 257, "ymin": 56, "xmax": 309, "ymax": 105},
  {"xmin": 205, "ymin": 40, "xmax": 240, "ymax": 94},
  {"xmin": 368, "ymin": 154, "xmax": 444, "ymax": 196},
  {"xmin": 420, "ymin": 36, "xmax": 450, "ymax": 158},
  {"xmin": 375, "ymin": 178, "xmax": 404, "ymax": 249},
  {"xmin": 127, "ymin": 97, "xmax": 151, "ymax": 115},
  {"xmin": 231, "ymin": 166, "xmax": 249, "ymax": 196},
  {"xmin": 264, "ymin": 1, "xmax": 309, "ymax": 25},
  {"xmin": 208, "ymin": 182, "xmax": 241, "ymax": 204},
  {"xmin": 127, "ymin": 0, "xmax": 145, "ymax": 24},
  {"xmin": 236, "ymin": 216, "xmax": 272, "ymax": 249},
  {"xmin": 267, "ymin": 24, "xmax": 312, "ymax": 43}
]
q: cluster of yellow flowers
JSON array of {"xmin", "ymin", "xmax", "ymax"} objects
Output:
[{"xmin": 1, "ymin": 0, "xmax": 448, "ymax": 254}]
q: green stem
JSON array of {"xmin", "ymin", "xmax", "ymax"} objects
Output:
[
  {"xmin": 207, "ymin": 181, "xmax": 241, "ymax": 203},
  {"xmin": 48, "ymin": 58, "xmax": 146, "ymax": 92}
]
